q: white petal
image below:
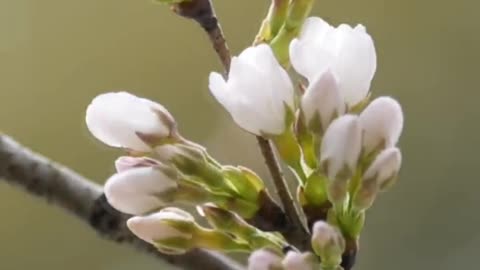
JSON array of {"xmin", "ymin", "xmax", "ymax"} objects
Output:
[
  {"xmin": 209, "ymin": 45, "xmax": 294, "ymax": 135},
  {"xmin": 359, "ymin": 97, "xmax": 404, "ymax": 153},
  {"xmin": 290, "ymin": 18, "xmax": 377, "ymax": 106},
  {"xmin": 320, "ymin": 115, "xmax": 362, "ymax": 180},
  {"xmin": 248, "ymin": 249, "xmax": 282, "ymax": 270},
  {"xmin": 364, "ymin": 147, "xmax": 402, "ymax": 186},
  {"xmin": 290, "ymin": 17, "xmax": 334, "ymax": 82},
  {"xmin": 86, "ymin": 92, "xmax": 173, "ymax": 151},
  {"xmin": 239, "ymin": 44, "xmax": 279, "ymax": 74},
  {"xmin": 114, "ymin": 156, "xmax": 160, "ymax": 172},
  {"xmin": 333, "ymin": 24, "xmax": 377, "ymax": 106},
  {"xmin": 282, "ymin": 252, "xmax": 315, "ymax": 270},
  {"xmin": 154, "ymin": 207, "xmax": 195, "ymax": 222},
  {"xmin": 301, "ymin": 70, "xmax": 345, "ymax": 132},
  {"xmin": 208, "ymin": 72, "xmax": 232, "ymax": 109},
  {"xmin": 311, "ymin": 221, "xmax": 345, "ymax": 257},
  {"xmin": 104, "ymin": 166, "xmax": 177, "ymax": 215},
  {"xmin": 127, "ymin": 208, "xmax": 193, "ymax": 244}
]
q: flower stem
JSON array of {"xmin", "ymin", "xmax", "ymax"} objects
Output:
[
  {"xmin": 270, "ymin": 0, "xmax": 315, "ymax": 66},
  {"xmin": 256, "ymin": 137, "xmax": 308, "ymax": 248},
  {"xmin": 268, "ymin": 0, "xmax": 290, "ymax": 38}
]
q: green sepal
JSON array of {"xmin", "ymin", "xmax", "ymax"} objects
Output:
[
  {"xmin": 195, "ymin": 228, "xmax": 251, "ymax": 252},
  {"xmin": 211, "ymin": 193, "xmax": 260, "ymax": 219},
  {"xmin": 271, "ymin": 126, "xmax": 307, "ymax": 184},
  {"xmin": 332, "ymin": 207, "xmax": 366, "ymax": 240},
  {"xmin": 154, "ymin": 236, "xmax": 191, "ymax": 254},
  {"xmin": 222, "ymin": 165, "xmax": 265, "ymax": 202},
  {"xmin": 200, "ymin": 204, "xmax": 287, "ymax": 253},
  {"xmin": 201, "ymin": 204, "xmax": 257, "ymax": 237},
  {"xmin": 295, "ymin": 110, "xmax": 319, "ymax": 169},
  {"xmin": 303, "ymin": 171, "xmax": 328, "ymax": 206}
]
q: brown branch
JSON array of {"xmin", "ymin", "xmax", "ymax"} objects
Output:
[
  {"xmin": 256, "ymin": 137, "xmax": 308, "ymax": 249},
  {"xmin": 0, "ymin": 135, "xmax": 243, "ymax": 270},
  {"xmin": 173, "ymin": 0, "xmax": 231, "ymax": 70}
]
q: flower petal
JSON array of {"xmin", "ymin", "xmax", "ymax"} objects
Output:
[
  {"xmin": 248, "ymin": 249, "xmax": 282, "ymax": 270},
  {"xmin": 126, "ymin": 208, "xmax": 193, "ymax": 244},
  {"xmin": 364, "ymin": 147, "xmax": 402, "ymax": 188},
  {"xmin": 359, "ymin": 96, "xmax": 404, "ymax": 153},
  {"xmin": 334, "ymin": 24, "xmax": 377, "ymax": 106},
  {"xmin": 209, "ymin": 45, "xmax": 294, "ymax": 135},
  {"xmin": 320, "ymin": 115, "xmax": 362, "ymax": 180},
  {"xmin": 290, "ymin": 17, "xmax": 334, "ymax": 82},
  {"xmin": 86, "ymin": 92, "xmax": 173, "ymax": 151},
  {"xmin": 301, "ymin": 70, "xmax": 345, "ymax": 133},
  {"xmin": 104, "ymin": 166, "xmax": 177, "ymax": 215}
]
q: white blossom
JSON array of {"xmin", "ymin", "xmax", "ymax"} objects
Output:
[
  {"xmin": 86, "ymin": 92, "xmax": 176, "ymax": 152},
  {"xmin": 290, "ymin": 17, "xmax": 377, "ymax": 106},
  {"xmin": 209, "ymin": 44, "xmax": 295, "ymax": 136},
  {"xmin": 359, "ymin": 96, "xmax": 404, "ymax": 153},
  {"xmin": 247, "ymin": 249, "xmax": 283, "ymax": 270},
  {"xmin": 127, "ymin": 207, "xmax": 194, "ymax": 245},
  {"xmin": 320, "ymin": 115, "xmax": 362, "ymax": 180},
  {"xmin": 104, "ymin": 166, "xmax": 178, "ymax": 215},
  {"xmin": 301, "ymin": 69, "xmax": 345, "ymax": 133}
]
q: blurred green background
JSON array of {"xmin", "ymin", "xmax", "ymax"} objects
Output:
[{"xmin": 0, "ymin": 0, "xmax": 477, "ymax": 269}]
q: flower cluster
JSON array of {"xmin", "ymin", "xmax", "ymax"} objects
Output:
[
  {"xmin": 86, "ymin": 92, "xmax": 289, "ymax": 255},
  {"xmin": 86, "ymin": 7, "xmax": 404, "ymax": 270}
]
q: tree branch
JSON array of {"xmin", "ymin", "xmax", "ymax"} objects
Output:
[
  {"xmin": 173, "ymin": 0, "xmax": 231, "ymax": 70},
  {"xmin": 0, "ymin": 135, "xmax": 243, "ymax": 270}
]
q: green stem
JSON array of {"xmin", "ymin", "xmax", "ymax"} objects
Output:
[
  {"xmin": 268, "ymin": 0, "xmax": 289, "ymax": 38},
  {"xmin": 272, "ymin": 129, "xmax": 307, "ymax": 184},
  {"xmin": 270, "ymin": 0, "xmax": 315, "ymax": 66}
]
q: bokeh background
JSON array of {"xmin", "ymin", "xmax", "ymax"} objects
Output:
[{"xmin": 0, "ymin": 0, "xmax": 477, "ymax": 269}]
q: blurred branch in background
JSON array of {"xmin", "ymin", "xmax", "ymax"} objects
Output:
[{"xmin": 0, "ymin": 135, "xmax": 243, "ymax": 270}]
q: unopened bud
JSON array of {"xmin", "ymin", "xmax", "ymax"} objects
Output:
[
  {"xmin": 248, "ymin": 249, "xmax": 283, "ymax": 270},
  {"xmin": 127, "ymin": 207, "xmax": 195, "ymax": 249},
  {"xmin": 364, "ymin": 147, "xmax": 402, "ymax": 191},
  {"xmin": 320, "ymin": 115, "xmax": 362, "ymax": 205},
  {"xmin": 301, "ymin": 70, "xmax": 345, "ymax": 134},
  {"xmin": 311, "ymin": 221, "xmax": 345, "ymax": 269},
  {"xmin": 199, "ymin": 203, "xmax": 256, "ymax": 237},
  {"xmin": 352, "ymin": 177, "xmax": 378, "ymax": 211},
  {"xmin": 86, "ymin": 92, "xmax": 178, "ymax": 152},
  {"xmin": 282, "ymin": 251, "xmax": 317, "ymax": 270},
  {"xmin": 104, "ymin": 164, "xmax": 178, "ymax": 215},
  {"xmin": 222, "ymin": 166, "xmax": 265, "ymax": 202},
  {"xmin": 155, "ymin": 143, "xmax": 226, "ymax": 190},
  {"xmin": 303, "ymin": 171, "xmax": 328, "ymax": 206},
  {"xmin": 320, "ymin": 115, "xmax": 362, "ymax": 182},
  {"xmin": 359, "ymin": 97, "xmax": 403, "ymax": 154}
]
